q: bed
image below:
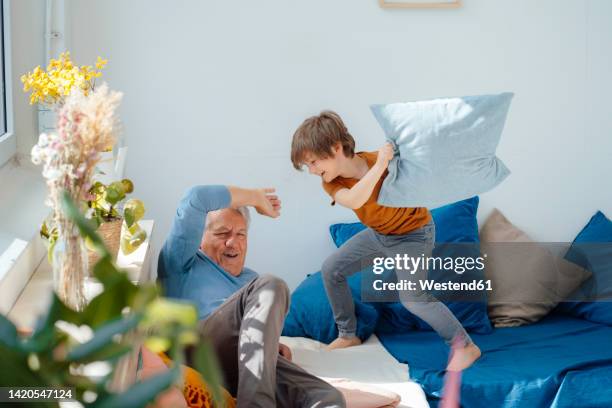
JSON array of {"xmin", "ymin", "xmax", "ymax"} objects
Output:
[
  {"xmin": 285, "ymin": 202, "xmax": 612, "ymax": 407},
  {"xmin": 280, "ymin": 334, "xmax": 430, "ymax": 408},
  {"xmin": 376, "ymin": 313, "xmax": 612, "ymax": 407},
  {"xmin": 284, "ymin": 312, "xmax": 612, "ymax": 407}
]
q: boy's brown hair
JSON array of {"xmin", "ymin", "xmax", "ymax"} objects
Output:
[{"xmin": 291, "ymin": 110, "xmax": 355, "ymax": 170}]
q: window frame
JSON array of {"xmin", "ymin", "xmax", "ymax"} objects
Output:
[{"xmin": 0, "ymin": 0, "xmax": 14, "ymax": 168}]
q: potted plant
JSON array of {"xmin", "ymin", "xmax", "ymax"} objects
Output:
[{"xmin": 87, "ymin": 179, "xmax": 148, "ymax": 268}]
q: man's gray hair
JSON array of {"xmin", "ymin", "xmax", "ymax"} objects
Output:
[
  {"xmin": 205, "ymin": 206, "xmax": 251, "ymax": 230},
  {"xmin": 235, "ymin": 206, "xmax": 251, "ymax": 229}
]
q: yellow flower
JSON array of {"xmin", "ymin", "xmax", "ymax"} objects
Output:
[
  {"xmin": 47, "ymin": 58, "xmax": 61, "ymax": 71},
  {"xmin": 95, "ymin": 56, "xmax": 108, "ymax": 70},
  {"xmin": 21, "ymin": 52, "xmax": 108, "ymax": 106}
]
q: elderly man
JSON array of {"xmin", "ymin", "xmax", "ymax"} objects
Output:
[{"xmin": 158, "ymin": 185, "xmax": 345, "ymax": 408}]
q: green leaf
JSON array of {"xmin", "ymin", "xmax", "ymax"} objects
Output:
[
  {"xmin": 130, "ymin": 229, "xmax": 147, "ymax": 246},
  {"xmin": 0, "ymin": 343, "xmax": 48, "ymax": 390},
  {"xmin": 194, "ymin": 339, "xmax": 225, "ymax": 406},
  {"xmin": 0, "ymin": 314, "xmax": 19, "ymax": 348},
  {"xmin": 81, "ymin": 263, "xmax": 137, "ymax": 329},
  {"xmin": 91, "ymin": 255, "xmax": 126, "ymax": 287},
  {"xmin": 90, "ymin": 181, "xmax": 105, "ymax": 195},
  {"xmin": 66, "ymin": 314, "xmax": 140, "ymax": 362},
  {"xmin": 121, "ymin": 227, "xmax": 147, "ymax": 255},
  {"xmin": 105, "ymin": 182, "xmax": 126, "ymax": 205},
  {"xmin": 61, "ymin": 191, "xmax": 109, "ymax": 258},
  {"xmin": 47, "ymin": 235, "xmax": 57, "ymax": 264},
  {"xmin": 143, "ymin": 336, "xmax": 171, "ymax": 354},
  {"xmin": 130, "ymin": 283, "xmax": 159, "ymax": 313},
  {"xmin": 40, "ymin": 221, "xmax": 50, "ymax": 239},
  {"xmin": 142, "ymin": 298, "xmax": 198, "ymax": 328},
  {"xmin": 94, "ymin": 212, "xmax": 104, "ymax": 228},
  {"xmin": 121, "ymin": 179, "xmax": 134, "ymax": 194},
  {"xmin": 123, "ymin": 208, "xmax": 135, "ymax": 228},
  {"xmin": 90, "ymin": 365, "xmax": 180, "ymax": 408},
  {"xmin": 124, "ymin": 199, "xmax": 145, "ymax": 222}
]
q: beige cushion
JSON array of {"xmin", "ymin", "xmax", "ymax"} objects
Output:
[{"xmin": 480, "ymin": 209, "xmax": 591, "ymax": 327}]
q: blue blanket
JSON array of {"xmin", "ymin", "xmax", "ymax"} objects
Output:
[{"xmin": 377, "ymin": 314, "xmax": 612, "ymax": 407}]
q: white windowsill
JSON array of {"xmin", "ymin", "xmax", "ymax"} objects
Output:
[
  {"xmin": 0, "ymin": 157, "xmax": 49, "ymax": 314},
  {"xmin": 0, "ymin": 132, "xmax": 16, "ymax": 168},
  {"xmin": 7, "ymin": 220, "xmax": 154, "ymax": 329}
]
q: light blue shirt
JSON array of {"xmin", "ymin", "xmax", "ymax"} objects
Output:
[{"xmin": 158, "ymin": 185, "xmax": 258, "ymax": 320}]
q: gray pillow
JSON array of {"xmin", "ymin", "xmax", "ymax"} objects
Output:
[
  {"xmin": 371, "ymin": 93, "xmax": 513, "ymax": 209},
  {"xmin": 480, "ymin": 209, "xmax": 591, "ymax": 327}
]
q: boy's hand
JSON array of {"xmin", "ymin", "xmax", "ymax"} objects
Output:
[
  {"xmin": 375, "ymin": 142, "xmax": 395, "ymax": 169},
  {"xmin": 253, "ymin": 188, "xmax": 281, "ymax": 218}
]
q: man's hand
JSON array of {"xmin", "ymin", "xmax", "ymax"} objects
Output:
[
  {"xmin": 228, "ymin": 186, "xmax": 281, "ymax": 218},
  {"xmin": 253, "ymin": 188, "xmax": 281, "ymax": 218},
  {"xmin": 279, "ymin": 343, "xmax": 292, "ymax": 361},
  {"xmin": 375, "ymin": 142, "xmax": 395, "ymax": 170}
]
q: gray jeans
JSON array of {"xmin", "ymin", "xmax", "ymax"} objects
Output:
[
  {"xmin": 191, "ymin": 275, "xmax": 346, "ymax": 408},
  {"xmin": 321, "ymin": 220, "xmax": 472, "ymax": 346}
]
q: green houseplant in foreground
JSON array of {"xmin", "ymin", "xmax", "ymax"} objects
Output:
[{"xmin": 0, "ymin": 192, "xmax": 223, "ymax": 407}]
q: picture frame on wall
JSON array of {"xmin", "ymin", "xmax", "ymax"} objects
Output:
[{"xmin": 379, "ymin": 0, "xmax": 462, "ymax": 9}]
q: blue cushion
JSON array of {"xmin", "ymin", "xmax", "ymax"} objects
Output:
[
  {"xmin": 556, "ymin": 211, "xmax": 612, "ymax": 326},
  {"xmin": 329, "ymin": 197, "xmax": 480, "ymax": 244},
  {"xmin": 371, "ymin": 93, "xmax": 513, "ymax": 209},
  {"xmin": 329, "ymin": 222, "xmax": 366, "ymax": 248},
  {"xmin": 330, "ymin": 197, "xmax": 493, "ymax": 334},
  {"xmin": 282, "ymin": 272, "xmax": 380, "ymax": 344}
]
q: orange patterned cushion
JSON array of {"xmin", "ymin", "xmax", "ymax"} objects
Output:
[{"xmin": 157, "ymin": 352, "xmax": 236, "ymax": 408}]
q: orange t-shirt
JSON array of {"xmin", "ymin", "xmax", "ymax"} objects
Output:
[{"xmin": 322, "ymin": 151, "xmax": 431, "ymax": 235}]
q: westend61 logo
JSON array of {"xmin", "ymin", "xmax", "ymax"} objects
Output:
[
  {"xmin": 372, "ymin": 253, "xmax": 487, "ymax": 275},
  {"xmin": 368, "ymin": 252, "xmax": 493, "ymax": 296}
]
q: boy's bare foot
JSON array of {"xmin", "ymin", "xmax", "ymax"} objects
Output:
[
  {"xmin": 326, "ymin": 336, "xmax": 362, "ymax": 350},
  {"xmin": 446, "ymin": 343, "xmax": 481, "ymax": 371}
]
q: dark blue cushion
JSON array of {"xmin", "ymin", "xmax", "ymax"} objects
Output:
[
  {"xmin": 556, "ymin": 211, "xmax": 612, "ymax": 326},
  {"xmin": 330, "ymin": 222, "xmax": 367, "ymax": 248},
  {"xmin": 330, "ymin": 196, "xmax": 482, "ymax": 245},
  {"xmin": 329, "ymin": 196, "xmax": 492, "ymax": 334},
  {"xmin": 282, "ymin": 272, "xmax": 379, "ymax": 344}
]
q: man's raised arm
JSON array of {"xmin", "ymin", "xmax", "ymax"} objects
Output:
[{"xmin": 160, "ymin": 185, "xmax": 281, "ymax": 273}]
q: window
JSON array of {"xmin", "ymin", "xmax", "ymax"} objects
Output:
[{"xmin": 0, "ymin": 0, "xmax": 13, "ymax": 168}]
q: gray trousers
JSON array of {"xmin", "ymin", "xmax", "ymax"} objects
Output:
[
  {"xmin": 193, "ymin": 275, "xmax": 346, "ymax": 408},
  {"xmin": 322, "ymin": 220, "xmax": 472, "ymax": 346}
]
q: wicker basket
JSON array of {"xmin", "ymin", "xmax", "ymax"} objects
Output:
[{"xmin": 88, "ymin": 218, "xmax": 122, "ymax": 271}]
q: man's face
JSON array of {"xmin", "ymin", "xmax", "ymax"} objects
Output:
[
  {"xmin": 201, "ymin": 209, "xmax": 248, "ymax": 277},
  {"xmin": 303, "ymin": 144, "xmax": 344, "ymax": 183}
]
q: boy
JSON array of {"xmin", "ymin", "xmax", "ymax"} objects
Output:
[{"xmin": 291, "ymin": 111, "xmax": 481, "ymax": 371}]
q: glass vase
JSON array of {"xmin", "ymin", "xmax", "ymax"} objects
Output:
[{"xmin": 52, "ymin": 217, "xmax": 89, "ymax": 311}]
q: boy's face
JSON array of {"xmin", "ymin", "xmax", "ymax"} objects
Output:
[{"xmin": 303, "ymin": 144, "xmax": 344, "ymax": 183}]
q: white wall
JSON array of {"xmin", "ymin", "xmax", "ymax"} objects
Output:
[
  {"xmin": 0, "ymin": 0, "xmax": 49, "ymax": 298},
  {"xmin": 11, "ymin": 0, "xmax": 45, "ymax": 156},
  {"xmin": 0, "ymin": 0, "xmax": 48, "ymax": 244},
  {"xmin": 65, "ymin": 0, "xmax": 612, "ymax": 289}
]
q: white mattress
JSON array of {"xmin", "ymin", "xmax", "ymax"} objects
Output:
[{"xmin": 280, "ymin": 335, "xmax": 429, "ymax": 408}]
